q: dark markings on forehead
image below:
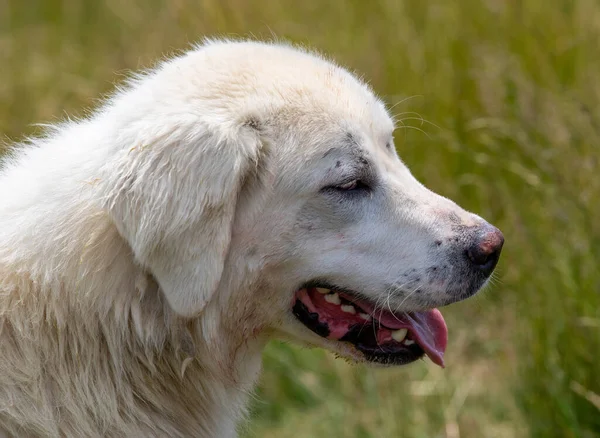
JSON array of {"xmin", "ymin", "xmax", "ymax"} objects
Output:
[
  {"xmin": 343, "ymin": 132, "xmax": 371, "ymax": 166},
  {"xmin": 345, "ymin": 131, "xmax": 359, "ymax": 147},
  {"xmin": 321, "ymin": 132, "xmax": 372, "ymax": 172},
  {"xmin": 346, "ymin": 130, "xmax": 391, "ymax": 157},
  {"xmin": 356, "ymin": 155, "xmax": 368, "ymax": 165},
  {"xmin": 321, "ymin": 133, "xmax": 360, "ymax": 159}
]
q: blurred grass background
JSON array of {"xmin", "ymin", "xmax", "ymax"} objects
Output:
[{"xmin": 1, "ymin": 0, "xmax": 599, "ymax": 437}]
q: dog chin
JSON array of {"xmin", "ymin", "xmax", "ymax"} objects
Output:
[
  {"xmin": 279, "ymin": 319, "xmax": 426, "ymax": 368},
  {"xmin": 276, "ymin": 320, "xmax": 367, "ymax": 362}
]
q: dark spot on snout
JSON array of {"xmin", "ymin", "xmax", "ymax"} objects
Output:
[
  {"xmin": 335, "ymin": 160, "xmax": 341, "ymax": 168},
  {"xmin": 426, "ymin": 265, "xmax": 449, "ymax": 282}
]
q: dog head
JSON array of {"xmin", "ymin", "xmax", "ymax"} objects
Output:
[{"xmin": 102, "ymin": 40, "xmax": 503, "ymax": 368}]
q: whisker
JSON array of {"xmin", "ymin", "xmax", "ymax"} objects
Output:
[
  {"xmin": 395, "ymin": 284, "xmax": 421, "ymax": 311},
  {"xmin": 391, "ymin": 111, "xmax": 425, "ymax": 125},
  {"xmin": 394, "ymin": 124, "xmax": 432, "ymax": 139},
  {"xmin": 386, "ymin": 95, "xmax": 423, "ymax": 112},
  {"xmin": 394, "ymin": 116, "xmax": 441, "ymax": 131}
]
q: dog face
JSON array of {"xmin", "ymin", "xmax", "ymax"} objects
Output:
[
  {"xmin": 104, "ymin": 41, "xmax": 502, "ymax": 368},
  {"xmin": 230, "ymin": 106, "xmax": 503, "ymax": 367}
]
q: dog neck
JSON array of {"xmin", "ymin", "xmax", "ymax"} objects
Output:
[{"xmin": 0, "ymin": 204, "xmax": 269, "ymax": 437}]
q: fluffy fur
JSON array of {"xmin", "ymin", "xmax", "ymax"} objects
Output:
[{"xmin": 0, "ymin": 40, "xmax": 499, "ymax": 437}]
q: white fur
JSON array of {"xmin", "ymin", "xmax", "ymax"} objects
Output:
[{"xmin": 0, "ymin": 40, "xmax": 488, "ymax": 437}]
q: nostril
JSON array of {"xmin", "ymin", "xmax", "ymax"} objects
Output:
[
  {"xmin": 466, "ymin": 227, "xmax": 504, "ymax": 271},
  {"xmin": 466, "ymin": 246, "xmax": 494, "ymax": 266},
  {"xmin": 466, "ymin": 248, "xmax": 482, "ymax": 266}
]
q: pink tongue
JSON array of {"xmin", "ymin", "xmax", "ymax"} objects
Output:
[{"xmin": 358, "ymin": 300, "xmax": 448, "ymax": 367}]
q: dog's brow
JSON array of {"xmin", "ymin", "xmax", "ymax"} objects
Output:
[
  {"xmin": 322, "ymin": 133, "xmax": 360, "ymax": 159},
  {"xmin": 345, "ymin": 132, "xmax": 359, "ymax": 148},
  {"xmin": 345, "ymin": 130, "xmax": 393, "ymax": 155}
]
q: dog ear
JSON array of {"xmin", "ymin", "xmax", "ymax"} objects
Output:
[{"xmin": 103, "ymin": 122, "xmax": 262, "ymax": 317}]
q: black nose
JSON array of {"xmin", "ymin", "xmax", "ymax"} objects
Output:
[{"xmin": 466, "ymin": 225, "xmax": 504, "ymax": 275}]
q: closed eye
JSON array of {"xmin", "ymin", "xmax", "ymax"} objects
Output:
[
  {"xmin": 325, "ymin": 179, "xmax": 370, "ymax": 193},
  {"xmin": 337, "ymin": 179, "xmax": 362, "ymax": 191}
]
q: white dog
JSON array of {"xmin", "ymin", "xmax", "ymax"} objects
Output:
[{"xmin": 0, "ymin": 40, "xmax": 503, "ymax": 437}]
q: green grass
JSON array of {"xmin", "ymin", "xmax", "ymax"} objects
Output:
[{"xmin": 2, "ymin": 0, "xmax": 599, "ymax": 436}]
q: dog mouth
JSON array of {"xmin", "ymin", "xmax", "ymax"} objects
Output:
[{"xmin": 292, "ymin": 286, "xmax": 447, "ymax": 367}]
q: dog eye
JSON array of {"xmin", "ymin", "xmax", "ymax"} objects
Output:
[
  {"xmin": 337, "ymin": 180, "xmax": 358, "ymax": 190},
  {"xmin": 334, "ymin": 179, "xmax": 368, "ymax": 192},
  {"xmin": 321, "ymin": 179, "xmax": 370, "ymax": 196}
]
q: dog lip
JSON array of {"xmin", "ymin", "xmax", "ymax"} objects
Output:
[
  {"xmin": 291, "ymin": 293, "xmax": 425, "ymax": 366},
  {"xmin": 345, "ymin": 294, "xmax": 447, "ymax": 367},
  {"xmin": 292, "ymin": 286, "xmax": 447, "ymax": 367}
]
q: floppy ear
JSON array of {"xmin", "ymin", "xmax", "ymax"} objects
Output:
[{"xmin": 104, "ymin": 122, "xmax": 262, "ymax": 317}]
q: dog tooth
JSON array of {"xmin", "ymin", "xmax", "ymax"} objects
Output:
[
  {"xmin": 391, "ymin": 328, "xmax": 408, "ymax": 342},
  {"xmin": 359, "ymin": 312, "xmax": 371, "ymax": 321},
  {"xmin": 316, "ymin": 287, "xmax": 330, "ymax": 294},
  {"xmin": 340, "ymin": 304, "xmax": 356, "ymax": 314},
  {"xmin": 404, "ymin": 339, "xmax": 415, "ymax": 346},
  {"xmin": 324, "ymin": 292, "xmax": 341, "ymax": 305}
]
